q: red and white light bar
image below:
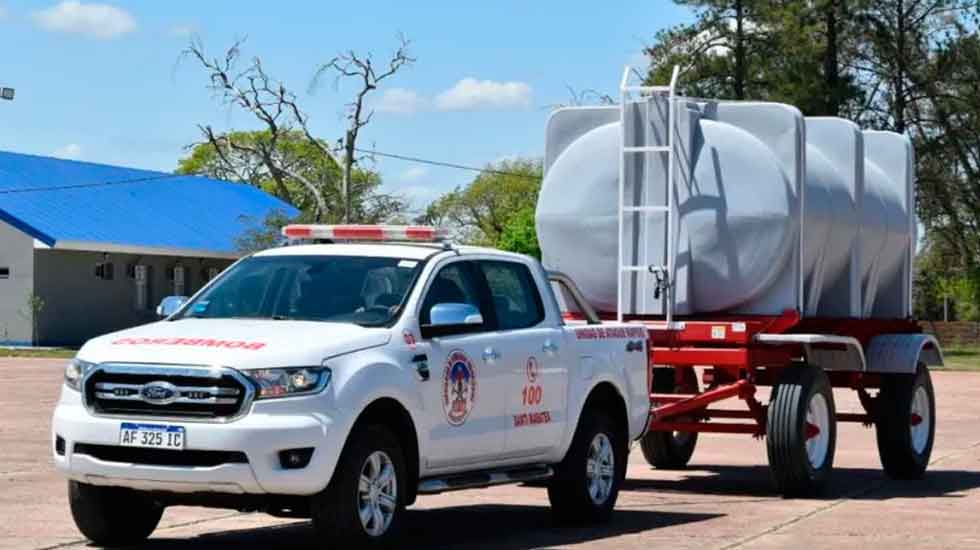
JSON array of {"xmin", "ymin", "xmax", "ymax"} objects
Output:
[{"xmin": 282, "ymin": 224, "xmax": 449, "ymax": 243}]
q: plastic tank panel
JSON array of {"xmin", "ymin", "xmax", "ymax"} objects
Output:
[
  {"xmin": 537, "ymin": 100, "xmax": 914, "ymax": 319},
  {"xmin": 683, "ymin": 120, "xmax": 796, "ymax": 312}
]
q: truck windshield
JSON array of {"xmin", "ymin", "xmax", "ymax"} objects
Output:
[{"xmin": 177, "ymin": 255, "xmax": 422, "ymax": 327}]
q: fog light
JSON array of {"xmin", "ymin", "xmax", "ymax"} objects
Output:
[
  {"xmin": 278, "ymin": 447, "xmax": 314, "ymax": 469},
  {"xmin": 55, "ymin": 435, "xmax": 66, "ymax": 456}
]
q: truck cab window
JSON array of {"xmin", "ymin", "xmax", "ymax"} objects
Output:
[
  {"xmin": 479, "ymin": 261, "xmax": 545, "ymax": 330},
  {"xmin": 420, "ymin": 262, "xmax": 489, "ymax": 327}
]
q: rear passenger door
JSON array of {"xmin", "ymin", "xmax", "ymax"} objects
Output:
[{"xmin": 476, "ymin": 260, "xmax": 568, "ymax": 460}]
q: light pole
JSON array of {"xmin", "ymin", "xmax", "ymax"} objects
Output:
[{"xmin": 0, "ymin": 87, "xmax": 14, "ymax": 101}]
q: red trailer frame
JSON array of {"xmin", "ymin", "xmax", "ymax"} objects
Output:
[
  {"xmin": 640, "ymin": 310, "xmax": 924, "ymax": 437},
  {"xmin": 563, "ymin": 306, "xmax": 941, "ymax": 495}
]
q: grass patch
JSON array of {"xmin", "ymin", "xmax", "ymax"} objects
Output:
[
  {"xmin": 0, "ymin": 347, "xmax": 76, "ymax": 359},
  {"xmin": 935, "ymin": 346, "xmax": 980, "ymax": 372}
]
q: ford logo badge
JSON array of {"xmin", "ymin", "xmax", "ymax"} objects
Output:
[{"xmin": 141, "ymin": 381, "xmax": 178, "ymax": 405}]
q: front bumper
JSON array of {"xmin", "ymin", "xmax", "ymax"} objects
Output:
[{"xmin": 52, "ymin": 387, "xmax": 342, "ymax": 496}]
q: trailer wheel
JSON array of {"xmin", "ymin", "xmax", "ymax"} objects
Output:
[
  {"xmin": 767, "ymin": 364, "xmax": 836, "ymax": 496},
  {"xmin": 875, "ymin": 364, "xmax": 935, "ymax": 480},
  {"xmin": 640, "ymin": 367, "xmax": 699, "ymax": 469}
]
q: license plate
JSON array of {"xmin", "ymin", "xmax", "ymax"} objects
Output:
[{"xmin": 119, "ymin": 422, "xmax": 185, "ymax": 450}]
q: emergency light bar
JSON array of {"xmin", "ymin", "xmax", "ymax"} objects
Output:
[{"xmin": 282, "ymin": 224, "xmax": 450, "ymax": 243}]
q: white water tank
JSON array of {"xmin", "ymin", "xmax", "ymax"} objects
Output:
[{"xmin": 537, "ymin": 97, "xmax": 913, "ymax": 319}]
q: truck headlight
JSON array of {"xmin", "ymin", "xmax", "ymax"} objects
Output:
[
  {"xmin": 64, "ymin": 358, "xmax": 95, "ymax": 391},
  {"xmin": 246, "ymin": 367, "xmax": 331, "ymax": 399}
]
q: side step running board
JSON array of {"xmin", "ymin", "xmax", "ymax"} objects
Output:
[{"xmin": 417, "ymin": 464, "xmax": 553, "ymax": 495}]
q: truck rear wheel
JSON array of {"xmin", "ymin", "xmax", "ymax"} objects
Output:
[
  {"xmin": 68, "ymin": 481, "xmax": 163, "ymax": 546},
  {"xmin": 641, "ymin": 367, "xmax": 699, "ymax": 469},
  {"xmin": 312, "ymin": 425, "xmax": 405, "ymax": 548},
  {"xmin": 875, "ymin": 364, "xmax": 935, "ymax": 480},
  {"xmin": 766, "ymin": 364, "xmax": 836, "ymax": 496},
  {"xmin": 548, "ymin": 410, "xmax": 625, "ymax": 524}
]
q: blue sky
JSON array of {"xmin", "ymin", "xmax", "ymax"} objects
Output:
[{"xmin": 0, "ymin": 1, "xmax": 691, "ymax": 211}]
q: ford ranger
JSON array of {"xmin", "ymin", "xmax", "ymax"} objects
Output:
[{"xmin": 51, "ymin": 224, "xmax": 650, "ymax": 548}]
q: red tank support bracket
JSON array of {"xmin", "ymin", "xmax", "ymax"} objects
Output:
[
  {"xmin": 651, "ymin": 347, "xmax": 794, "ymax": 367},
  {"xmin": 650, "ymin": 379, "xmax": 752, "ymax": 420}
]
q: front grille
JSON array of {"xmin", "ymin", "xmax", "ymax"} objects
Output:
[
  {"xmin": 84, "ymin": 364, "xmax": 253, "ymax": 421},
  {"xmin": 74, "ymin": 443, "xmax": 248, "ymax": 467}
]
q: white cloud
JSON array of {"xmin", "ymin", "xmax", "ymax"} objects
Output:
[
  {"xmin": 375, "ymin": 88, "xmax": 425, "ymax": 114},
  {"xmin": 435, "ymin": 78, "xmax": 533, "ymax": 112},
  {"xmin": 33, "ymin": 1, "xmax": 136, "ymax": 39},
  {"xmin": 0, "ymin": 6, "xmax": 8, "ymax": 20},
  {"xmin": 53, "ymin": 143, "xmax": 83, "ymax": 160},
  {"xmin": 399, "ymin": 166, "xmax": 429, "ymax": 183},
  {"xmin": 170, "ymin": 23, "xmax": 197, "ymax": 38}
]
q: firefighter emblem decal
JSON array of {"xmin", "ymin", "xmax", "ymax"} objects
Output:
[{"xmin": 442, "ymin": 350, "xmax": 478, "ymax": 426}]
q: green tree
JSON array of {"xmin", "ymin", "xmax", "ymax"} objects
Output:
[
  {"xmin": 178, "ymin": 130, "xmax": 404, "ymax": 224},
  {"xmin": 912, "ymin": 31, "xmax": 980, "ymax": 280},
  {"xmin": 646, "ymin": 0, "xmax": 776, "ymax": 100},
  {"xmin": 646, "ymin": 1, "xmax": 866, "ymax": 116},
  {"xmin": 497, "ymin": 206, "xmax": 541, "ymax": 258},
  {"xmin": 913, "ymin": 229, "xmax": 980, "ymax": 321},
  {"xmin": 418, "ymin": 159, "xmax": 542, "ymax": 247}
]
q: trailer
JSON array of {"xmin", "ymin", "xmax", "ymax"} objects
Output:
[{"xmin": 543, "ymin": 66, "xmax": 944, "ymax": 495}]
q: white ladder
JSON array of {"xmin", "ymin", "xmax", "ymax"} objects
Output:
[{"xmin": 617, "ymin": 65, "xmax": 680, "ymax": 326}]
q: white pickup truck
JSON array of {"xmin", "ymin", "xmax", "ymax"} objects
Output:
[{"xmin": 52, "ymin": 224, "xmax": 651, "ymax": 548}]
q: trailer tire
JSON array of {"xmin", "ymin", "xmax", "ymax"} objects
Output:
[
  {"xmin": 69, "ymin": 481, "xmax": 163, "ymax": 546},
  {"xmin": 767, "ymin": 364, "xmax": 836, "ymax": 496},
  {"xmin": 641, "ymin": 367, "xmax": 699, "ymax": 469},
  {"xmin": 875, "ymin": 364, "xmax": 935, "ymax": 480},
  {"xmin": 548, "ymin": 410, "xmax": 625, "ymax": 524},
  {"xmin": 311, "ymin": 425, "xmax": 406, "ymax": 548}
]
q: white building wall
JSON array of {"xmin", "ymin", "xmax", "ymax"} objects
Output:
[{"xmin": 0, "ymin": 220, "xmax": 35, "ymax": 344}]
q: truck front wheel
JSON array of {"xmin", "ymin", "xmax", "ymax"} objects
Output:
[
  {"xmin": 312, "ymin": 425, "xmax": 406, "ymax": 548},
  {"xmin": 547, "ymin": 410, "xmax": 626, "ymax": 524},
  {"xmin": 68, "ymin": 481, "xmax": 163, "ymax": 546}
]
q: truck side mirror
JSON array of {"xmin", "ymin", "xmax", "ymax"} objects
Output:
[
  {"xmin": 421, "ymin": 303, "xmax": 484, "ymax": 338},
  {"xmin": 156, "ymin": 296, "xmax": 189, "ymax": 318}
]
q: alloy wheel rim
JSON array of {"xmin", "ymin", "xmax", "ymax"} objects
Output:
[
  {"xmin": 357, "ymin": 450, "xmax": 397, "ymax": 537},
  {"xmin": 586, "ymin": 433, "xmax": 615, "ymax": 505},
  {"xmin": 805, "ymin": 393, "xmax": 830, "ymax": 469},
  {"xmin": 910, "ymin": 386, "xmax": 931, "ymax": 454}
]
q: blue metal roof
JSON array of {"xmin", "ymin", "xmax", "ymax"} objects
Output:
[{"xmin": 0, "ymin": 151, "xmax": 299, "ymax": 255}]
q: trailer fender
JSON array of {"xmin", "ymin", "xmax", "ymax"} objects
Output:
[
  {"xmin": 865, "ymin": 334, "xmax": 944, "ymax": 374},
  {"xmin": 755, "ymin": 333, "xmax": 865, "ymax": 371}
]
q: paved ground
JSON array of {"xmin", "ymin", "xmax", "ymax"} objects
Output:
[{"xmin": 2, "ymin": 358, "xmax": 978, "ymax": 549}]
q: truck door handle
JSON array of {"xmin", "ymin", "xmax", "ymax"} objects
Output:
[
  {"xmin": 482, "ymin": 347, "xmax": 501, "ymax": 362},
  {"xmin": 411, "ymin": 354, "xmax": 429, "ymax": 381},
  {"xmin": 542, "ymin": 340, "xmax": 559, "ymax": 354}
]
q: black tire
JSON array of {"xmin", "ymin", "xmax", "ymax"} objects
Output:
[
  {"xmin": 767, "ymin": 365, "xmax": 837, "ymax": 497},
  {"xmin": 875, "ymin": 364, "xmax": 935, "ymax": 480},
  {"xmin": 641, "ymin": 367, "xmax": 699, "ymax": 469},
  {"xmin": 548, "ymin": 410, "xmax": 626, "ymax": 524},
  {"xmin": 68, "ymin": 481, "xmax": 163, "ymax": 547},
  {"xmin": 312, "ymin": 425, "xmax": 406, "ymax": 549}
]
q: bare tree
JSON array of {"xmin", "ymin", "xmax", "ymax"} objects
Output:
[
  {"xmin": 311, "ymin": 36, "xmax": 415, "ymax": 222},
  {"xmin": 183, "ymin": 36, "xmax": 413, "ymax": 223},
  {"xmin": 184, "ymin": 38, "xmax": 333, "ymax": 220}
]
